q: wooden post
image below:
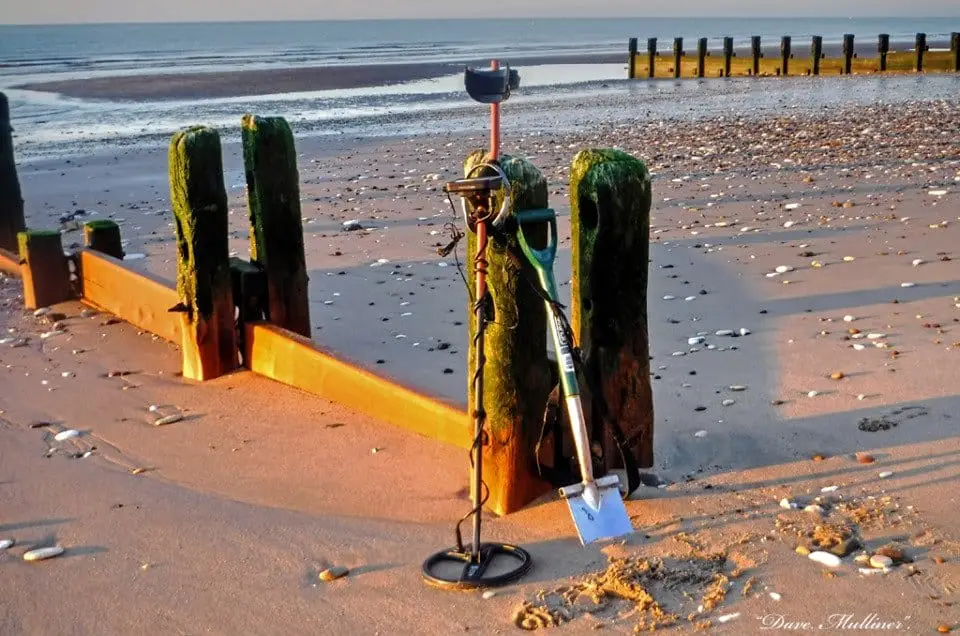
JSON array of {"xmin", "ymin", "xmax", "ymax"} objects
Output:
[
  {"xmin": 878, "ymin": 34, "xmax": 890, "ymax": 72},
  {"xmin": 0, "ymin": 92, "xmax": 25, "ymax": 253},
  {"xmin": 628, "ymin": 37, "xmax": 638, "ymax": 79},
  {"xmin": 723, "ymin": 37, "xmax": 734, "ymax": 77},
  {"xmin": 17, "ymin": 230, "xmax": 70, "ymax": 310},
  {"xmin": 952, "ymin": 32, "xmax": 960, "ymax": 72},
  {"xmin": 673, "ymin": 37, "xmax": 683, "ymax": 78},
  {"xmin": 169, "ymin": 126, "xmax": 238, "ymax": 381},
  {"xmin": 781, "ymin": 36, "xmax": 792, "ymax": 76},
  {"xmin": 83, "ymin": 220, "xmax": 124, "ymax": 259},
  {"xmin": 916, "ymin": 33, "xmax": 926, "ymax": 72},
  {"xmin": 697, "ymin": 37, "xmax": 708, "ymax": 77},
  {"xmin": 464, "ymin": 152, "xmax": 552, "ymax": 516},
  {"xmin": 241, "ymin": 114, "xmax": 311, "ymax": 338},
  {"xmin": 570, "ymin": 149, "xmax": 654, "ymax": 475},
  {"xmin": 751, "ymin": 36, "xmax": 762, "ymax": 75},
  {"xmin": 647, "ymin": 37, "xmax": 657, "ymax": 78},
  {"xmin": 843, "ymin": 34, "xmax": 854, "ymax": 74},
  {"xmin": 812, "ymin": 36, "xmax": 823, "ymax": 75}
]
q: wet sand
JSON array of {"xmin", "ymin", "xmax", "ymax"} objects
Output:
[
  {"xmin": 1, "ymin": 83, "xmax": 959, "ymax": 633},
  {"xmin": 13, "ymin": 53, "xmax": 623, "ymax": 101}
]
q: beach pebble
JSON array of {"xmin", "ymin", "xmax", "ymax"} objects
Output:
[
  {"xmin": 482, "ymin": 590, "xmax": 497, "ymax": 600},
  {"xmin": 879, "ymin": 471, "xmax": 894, "ymax": 479},
  {"xmin": 40, "ymin": 330, "xmax": 65, "ymax": 339},
  {"xmin": 0, "ymin": 539, "xmax": 14, "ymax": 550},
  {"xmin": 729, "ymin": 385, "xmax": 747, "ymax": 392},
  {"xmin": 900, "ymin": 282, "xmax": 916, "ymax": 288},
  {"xmin": 842, "ymin": 256, "xmax": 856, "ymax": 262},
  {"xmin": 870, "ymin": 555, "xmax": 893, "ymax": 569},
  {"xmin": 830, "ymin": 372, "xmax": 845, "ymax": 380},
  {"xmin": 928, "ymin": 190, "xmax": 948, "ymax": 196},
  {"xmin": 805, "ymin": 505, "xmax": 825, "ymax": 516},
  {"xmin": 61, "ymin": 371, "xmax": 75, "ymax": 378},
  {"xmin": 779, "ymin": 498, "xmax": 797, "ymax": 510},
  {"xmin": 717, "ymin": 613, "xmax": 741, "ymax": 624},
  {"xmin": 715, "ymin": 329, "xmax": 734, "ymax": 337},
  {"xmin": 853, "ymin": 344, "xmax": 866, "ymax": 351},
  {"xmin": 912, "ymin": 259, "xmax": 924, "ymax": 267},
  {"xmin": 769, "ymin": 592, "xmax": 782, "ymax": 601},
  {"xmin": 808, "ymin": 551, "xmax": 842, "ymax": 568},
  {"xmin": 662, "ymin": 295, "xmax": 675, "ymax": 300},
  {"xmin": 80, "ymin": 308, "xmax": 97, "ymax": 318},
  {"xmin": 784, "ymin": 203, "xmax": 801, "ymax": 210},
  {"xmin": 807, "ymin": 390, "xmax": 820, "ymax": 398},
  {"xmin": 859, "ymin": 567, "xmax": 885, "ymax": 576},
  {"xmin": 867, "ymin": 333, "xmax": 886, "ymax": 340},
  {"xmin": 23, "ymin": 546, "xmax": 65, "ymax": 562},
  {"xmin": 342, "ymin": 220, "xmax": 363, "ymax": 231},
  {"xmin": 722, "ymin": 399, "xmax": 736, "ymax": 407},
  {"xmin": 319, "ymin": 566, "xmax": 349, "ymax": 582},
  {"xmin": 694, "ymin": 430, "xmax": 708, "ymax": 438},
  {"xmin": 739, "ymin": 328, "xmax": 751, "ymax": 336},
  {"xmin": 821, "ymin": 486, "xmax": 839, "ymax": 493},
  {"xmin": 672, "ymin": 351, "xmax": 686, "ymax": 357},
  {"xmin": 775, "ymin": 265, "xmax": 794, "ymax": 274},
  {"xmin": 843, "ymin": 315, "xmax": 856, "ymax": 323},
  {"xmin": 54, "ymin": 429, "xmax": 80, "ymax": 442},
  {"xmin": 687, "ymin": 336, "xmax": 705, "ymax": 345},
  {"xmin": 123, "ymin": 253, "xmax": 147, "ymax": 261},
  {"xmin": 33, "ymin": 307, "xmax": 51, "ymax": 317},
  {"xmin": 153, "ymin": 414, "xmax": 183, "ymax": 426}
]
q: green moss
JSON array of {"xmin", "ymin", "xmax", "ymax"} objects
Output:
[
  {"xmin": 168, "ymin": 126, "xmax": 230, "ymax": 320},
  {"xmin": 569, "ymin": 149, "xmax": 654, "ymax": 468},
  {"xmin": 463, "ymin": 151, "xmax": 551, "ymax": 447},
  {"xmin": 241, "ymin": 114, "xmax": 310, "ymax": 336},
  {"xmin": 84, "ymin": 219, "xmax": 118, "ymax": 232}
]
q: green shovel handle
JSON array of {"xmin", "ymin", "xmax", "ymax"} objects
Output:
[{"xmin": 515, "ymin": 208, "xmax": 559, "ymax": 301}]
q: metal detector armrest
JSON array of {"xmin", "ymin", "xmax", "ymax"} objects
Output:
[{"xmin": 443, "ymin": 175, "xmax": 502, "ymax": 195}]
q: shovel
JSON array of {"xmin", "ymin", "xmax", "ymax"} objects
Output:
[{"xmin": 514, "ymin": 208, "xmax": 634, "ymax": 545}]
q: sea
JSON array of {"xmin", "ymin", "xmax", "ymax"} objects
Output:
[{"xmin": 1, "ymin": 17, "xmax": 958, "ymax": 161}]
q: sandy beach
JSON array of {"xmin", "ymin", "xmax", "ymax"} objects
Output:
[{"xmin": 2, "ymin": 72, "xmax": 960, "ymax": 634}]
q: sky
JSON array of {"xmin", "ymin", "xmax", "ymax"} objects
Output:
[{"xmin": 1, "ymin": 0, "xmax": 958, "ymax": 25}]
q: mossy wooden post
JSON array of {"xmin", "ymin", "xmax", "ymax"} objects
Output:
[
  {"xmin": 952, "ymin": 33, "xmax": 960, "ymax": 72},
  {"xmin": 696, "ymin": 38, "xmax": 707, "ymax": 78},
  {"xmin": 0, "ymin": 92, "xmax": 25, "ymax": 253},
  {"xmin": 570, "ymin": 149, "xmax": 654, "ymax": 475},
  {"xmin": 812, "ymin": 36, "xmax": 823, "ymax": 75},
  {"xmin": 751, "ymin": 36, "xmax": 762, "ymax": 75},
  {"xmin": 723, "ymin": 37, "xmax": 734, "ymax": 77},
  {"xmin": 917, "ymin": 32, "xmax": 928, "ymax": 71},
  {"xmin": 628, "ymin": 38, "xmax": 638, "ymax": 79},
  {"xmin": 83, "ymin": 220, "xmax": 124, "ymax": 259},
  {"xmin": 464, "ymin": 152, "xmax": 551, "ymax": 516},
  {"xmin": 878, "ymin": 34, "xmax": 890, "ymax": 71},
  {"xmin": 17, "ymin": 230, "xmax": 70, "ymax": 309},
  {"xmin": 672, "ymin": 37, "xmax": 683, "ymax": 78},
  {"xmin": 842, "ymin": 34, "xmax": 854, "ymax": 74},
  {"xmin": 647, "ymin": 38, "xmax": 657, "ymax": 78},
  {"xmin": 169, "ymin": 126, "xmax": 237, "ymax": 381},
  {"xmin": 241, "ymin": 114, "xmax": 311, "ymax": 338},
  {"xmin": 781, "ymin": 36, "xmax": 791, "ymax": 76}
]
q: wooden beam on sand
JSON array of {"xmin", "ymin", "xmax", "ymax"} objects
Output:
[
  {"xmin": 570, "ymin": 149, "xmax": 654, "ymax": 474},
  {"xmin": 77, "ymin": 249, "xmax": 182, "ymax": 343},
  {"xmin": 781, "ymin": 36, "xmax": 792, "ymax": 76},
  {"xmin": 243, "ymin": 322, "xmax": 472, "ymax": 449},
  {"xmin": 241, "ymin": 114, "xmax": 311, "ymax": 338},
  {"xmin": 751, "ymin": 36, "xmax": 762, "ymax": 76},
  {"xmin": 0, "ymin": 246, "xmax": 20, "ymax": 277},
  {"xmin": 697, "ymin": 38, "xmax": 708, "ymax": 78},
  {"xmin": 916, "ymin": 32, "xmax": 927, "ymax": 72},
  {"xmin": 879, "ymin": 34, "xmax": 890, "ymax": 72},
  {"xmin": 0, "ymin": 92, "xmax": 26, "ymax": 253},
  {"xmin": 673, "ymin": 37, "xmax": 683, "ymax": 79},
  {"xmin": 169, "ymin": 126, "xmax": 238, "ymax": 381},
  {"xmin": 18, "ymin": 230, "xmax": 71, "ymax": 310},
  {"xmin": 464, "ymin": 151, "xmax": 553, "ymax": 516},
  {"xmin": 647, "ymin": 37, "xmax": 657, "ymax": 78},
  {"xmin": 812, "ymin": 36, "xmax": 823, "ymax": 76},
  {"xmin": 627, "ymin": 38, "xmax": 638, "ymax": 79},
  {"xmin": 843, "ymin": 34, "xmax": 855, "ymax": 74},
  {"xmin": 953, "ymin": 32, "xmax": 960, "ymax": 72}
]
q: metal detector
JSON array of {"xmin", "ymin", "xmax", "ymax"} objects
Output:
[{"xmin": 421, "ymin": 61, "xmax": 532, "ymax": 590}]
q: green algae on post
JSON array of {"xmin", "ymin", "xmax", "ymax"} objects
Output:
[
  {"xmin": 83, "ymin": 219, "xmax": 124, "ymax": 259},
  {"xmin": 464, "ymin": 151, "xmax": 552, "ymax": 515},
  {"xmin": 168, "ymin": 125, "xmax": 237, "ymax": 381},
  {"xmin": 241, "ymin": 114, "xmax": 311, "ymax": 338},
  {"xmin": 569, "ymin": 149, "xmax": 654, "ymax": 471},
  {"xmin": 0, "ymin": 92, "xmax": 25, "ymax": 253}
]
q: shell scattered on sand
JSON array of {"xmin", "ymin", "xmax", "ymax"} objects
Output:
[
  {"xmin": 23, "ymin": 546, "xmax": 65, "ymax": 562},
  {"xmin": 54, "ymin": 429, "xmax": 80, "ymax": 442}
]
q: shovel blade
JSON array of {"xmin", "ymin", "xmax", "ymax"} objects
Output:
[{"xmin": 562, "ymin": 479, "xmax": 634, "ymax": 545}]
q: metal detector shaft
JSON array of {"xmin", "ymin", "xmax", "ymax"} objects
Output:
[{"xmin": 469, "ymin": 219, "xmax": 489, "ymax": 566}]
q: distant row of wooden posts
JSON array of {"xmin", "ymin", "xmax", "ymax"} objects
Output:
[{"xmin": 627, "ymin": 32, "xmax": 960, "ymax": 79}]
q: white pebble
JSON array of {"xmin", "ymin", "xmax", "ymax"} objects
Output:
[
  {"xmin": 821, "ymin": 485, "xmax": 839, "ymax": 493},
  {"xmin": 61, "ymin": 371, "xmax": 74, "ymax": 378},
  {"xmin": 775, "ymin": 265, "xmax": 794, "ymax": 274},
  {"xmin": 867, "ymin": 333, "xmax": 886, "ymax": 340},
  {"xmin": 662, "ymin": 295, "xmax": 676, "ymax": 300},
  {"xmin": 779, "ymin": 498, "xmax": 797, "ymax": 509},
  {"xmin": 928, "ymin": 189, "xmax": 947, "ymax": 196},
  {"xmin": 853, "ymin": 344, "xmax": 866, "ymax": 351},
  {"xmin": 482, "ymin": 590, "xmax": 497, "ymax": 600},
  {"xmin": 842, "ymin": 256, "xmax": 856, "ymax": 262},
  {"xmin": 722, "ymin": 399, "xmax": 736, "ymax": 407},
  {"xmin": 857, "ymin": 394, "xmax": 867, "ymax": 401},
  {"xmin": 0, "ymin": 539, "xmax": 14, "ymax": 550},
  {"xmin": 715, "ymin": 329, "xmax": 734, "ymax": 336},
  {"xmin": 694, "ymin": 430, "xmax": 708, "ymax": 438},
  {"xmin": 672, "ymin": 351, "xmax": 687, "ymax": 357},
  {"xmin": 717, "ymin": 613, "xmax": 741, "ymax": 624},
  {"xmin": 843, "ymin": 315, "xmax": 855, "ymax": 323},
  {"xmin": 687, "ymin": 336, "xmax": 705, "ymax": 345},
  {"xmin": 783, "ymin": 221, "xmax": 796, "ymax": 228},
  {"xmin": 912, "ymin": 259, "xmax": 924, "ymax": 267},
  {"xmin": 784, "ymin": 203, "xmax": 801, "ymax": 210},
  {"xmin": 684, "ymin": 296, "xmax": 696, "ymax": 302},
  {"xmin": 879, "ymin": 471, "xmax": 894, "ymax": 479},
  {"xmin": 808, "ymin": 551, "xmax": 842, "ymax": 567},
  {"xmin": 40, "ymin": 330, "xmax": 65, "ymax": 339},
  {"xmin": 33, "ymin": 307, "xmax": 51, "ymax": 317},
  {"xmin": 23, "ymin": 546, "xmax": 65, "ymax": 562},
  {"xmin": 729, "ymin": 385, "xmax": 747, "ymax": 391},
  {"xmin": 54, "ymin": 429, "xmax": 80, "ymax": 442},
  {"xmin": 870, "ymin": 555, "xmax": 893, "ymax": 569},
  {"xmin": 900, "ymin": 282, "xmax": 916, "ymax": 288},
  {"xmin": 807, "ymin": 391, "xmax": 820, "ymax": 398},
  {"xmin": 859, "ymin": 567, "xmax": 886, "ymax": 576},
  {"xmin": 739, "ymin": 328, "xmax": 751, "ymax": 336},
  {"xmin": 153, "ymin": 414, "xmax": 183, "ymax": 426},
  {"xmin": 769, "ymin": 592, "xmax": 782, "ymax": 601}
]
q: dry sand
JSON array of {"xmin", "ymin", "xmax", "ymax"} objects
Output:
[{"xmin": 2, "ymin": 95, "xmax": 959, "ymax": 634}]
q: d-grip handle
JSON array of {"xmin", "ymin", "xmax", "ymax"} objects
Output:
[{"xmin": 514, "ymin": 208, "xmax": 557, "ymax": 271}]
